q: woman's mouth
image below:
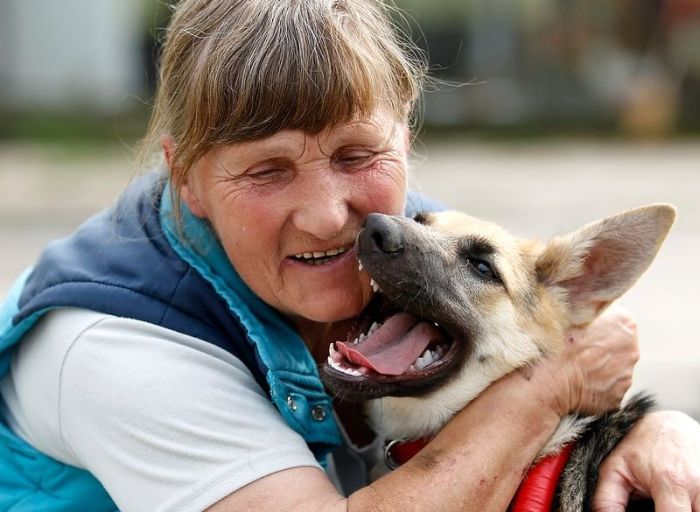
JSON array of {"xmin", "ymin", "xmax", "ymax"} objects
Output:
[{"xmin": 290, "ymin": 245, "xmax": 352, "ymax": 266}]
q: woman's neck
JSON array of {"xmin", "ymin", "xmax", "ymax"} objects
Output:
[
  {"xmin": 292, "ymin": 316, "xmax": 357, "ymax": 364},
  {"xmin": 292, "ymin": 315, "xmax": 378, "ymax": 447}
]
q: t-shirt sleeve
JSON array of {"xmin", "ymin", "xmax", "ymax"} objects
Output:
[{"xmin": 53, "ymin": 312, "xmax": 320, "ymax": 511}]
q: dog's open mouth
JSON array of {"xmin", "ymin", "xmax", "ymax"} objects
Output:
[
  {"xmin": 321, "ymin": 215, "xmax": 469, "ymax": 400},
  {"xmin": 328, "ymin": 309, "xmax": 455, "ymax": 376},
  {"xmin": 321, "ymin": 290, "xmax": 463, "ymax": 400}
]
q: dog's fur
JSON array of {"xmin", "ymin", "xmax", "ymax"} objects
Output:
[{"xmin": 323, "ymin": 204, "xmax": 675, "ymax": 511}]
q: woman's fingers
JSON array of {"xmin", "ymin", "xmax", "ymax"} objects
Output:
[
  {"xmin": 593, "ymin": 411, "xmax": 700, "ymax": 512},
  {"xmin": 563, "ymin": 303, "xmax": 640, "ymax": 415}
]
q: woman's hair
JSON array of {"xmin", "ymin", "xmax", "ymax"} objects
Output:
[{"xmin": 140, "ymin": 0, "xmax": 426, "ymax": 194}]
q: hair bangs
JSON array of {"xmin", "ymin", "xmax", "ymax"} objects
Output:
[
  {"xmin": 206, "ymin": 0, "xmax": 417, "ymax": 143},
  {"xmin": 142, "ymin": 0, "xmax": 425, "ymax": 198}
]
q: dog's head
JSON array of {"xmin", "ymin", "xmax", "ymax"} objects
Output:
[{"xmin": 322, "ymin": 205, "xmax": 675, "ymax": 438}]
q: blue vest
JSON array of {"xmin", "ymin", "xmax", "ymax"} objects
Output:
[{"xmin": 0, "ymin": 171, "xmax": 444, "ymax": 510}]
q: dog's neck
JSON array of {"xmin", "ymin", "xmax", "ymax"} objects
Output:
[
  {"xmin": 540, "ymin": 415, "xmax": 593, "ymax": 458},
  {"xmin": 369, "ymin": 350, "xmax": 594, "ymax": 460}
]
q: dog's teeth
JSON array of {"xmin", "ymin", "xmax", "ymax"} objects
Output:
[
  {"xmin": 353, "ymin": 337, "xmax": 359, "ymax": 345},
  {"xmin": 414, "ymin": 349, "xmax": 436, "ymax": 370},
  {"xmin": 328, "ymin": 357, "xmax": 361, "ymax": 376},
  {"xmin": 358, "ymin": 260, "xmax": 364, "ymax": 271},
  {"xmin": 358, "ymin": 333, "xmax": 365, "ymax": 342},
  {"xmin": 369, "ymin": 321, "xmax": 379, "ymax": 334},
  {"xmin": 329, "ymin": 343, "xmax": 339, "ymax": 359},
  {"xmin": 370, "ymin": 278, "xmax": 380, "ymax": 293}
]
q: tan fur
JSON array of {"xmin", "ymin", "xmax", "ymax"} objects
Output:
[{"xmin": 369, "ymin": 204, "xmax": 676, "ymax": 457}]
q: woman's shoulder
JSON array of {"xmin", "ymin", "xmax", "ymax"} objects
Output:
[
  {"xmin": 5, "ymin": 307, "xmax": 320, "ymax": 510},
  {"xmin": 22, "ymin": 308, "xmax": 255, "ymax": 386}
]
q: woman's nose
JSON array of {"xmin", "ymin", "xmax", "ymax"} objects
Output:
[{"xmin": 291, "ymin": 178, "xmax": 351, "ymax": 240}]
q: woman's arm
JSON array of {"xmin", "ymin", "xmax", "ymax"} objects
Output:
[
  {"xmin": 210, "ymin": 305, "xmax": 639, "ymax": 512},
  {"xmin": 216, "ymin": 368, "xmax": 563, "ymax": 512}
]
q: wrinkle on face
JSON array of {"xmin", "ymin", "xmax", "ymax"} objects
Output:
[{"xmin": 180, "ymin": 109, "xmax": 409, "ymax": 339}]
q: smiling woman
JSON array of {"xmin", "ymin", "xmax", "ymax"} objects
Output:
[
  {"xmin": 0, "ymin": 1, "xmax": 698, "ymax": 511},
  {"xmin": 171, "ymin": 112, "xmax": 408, "ymax": 331}
]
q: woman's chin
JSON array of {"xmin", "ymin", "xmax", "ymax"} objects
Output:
[{"xmin": 292, "ymin": 289, "xmax": 372, "ymax": 324}]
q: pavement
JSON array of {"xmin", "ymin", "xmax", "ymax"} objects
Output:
[{"xmin": 1, "ymin": 140, "xmax": 698, "ymax": 419}]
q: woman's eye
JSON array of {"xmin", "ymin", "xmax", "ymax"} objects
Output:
[
  {"xmin": 249, "ymin": 168, "xmax": 286, "ymax": 181},
  {"xmin": 334, "ymin": 150, "xmax": 374, "ymax": 167}
]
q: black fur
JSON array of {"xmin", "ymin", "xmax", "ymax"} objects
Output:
[{"xmin": 556, "ymin": 393, "xmax": 656, "ymax": 512}]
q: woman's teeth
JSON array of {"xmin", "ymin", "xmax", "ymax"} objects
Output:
[{"xmin": 292, "ymin": 246, "xmax": 348, "ymax": 265}]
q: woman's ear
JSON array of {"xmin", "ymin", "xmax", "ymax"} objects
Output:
[
  {"xmin": 401, "ymin": 123, "xmax": 411, "ymax": 154},
  {"xmin": 179, "ymin": 180, "xmax": 208, "ymax": 219},
  {"xmin": 161, "ymin": 134, "xmax": 177, "ymax": 172},
  {"xmin": 161, "ymin": 135, "xmax": 208, "ymax": 219}
]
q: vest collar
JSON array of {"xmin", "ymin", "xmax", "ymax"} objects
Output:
[{"xmin": 159, "ymin": 181, "xmax": 342, "ymax": 456}]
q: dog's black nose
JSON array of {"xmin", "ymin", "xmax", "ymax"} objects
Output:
[{"xmin": 364, "ymin": 213, "xmax": 405, "ymax": 254}]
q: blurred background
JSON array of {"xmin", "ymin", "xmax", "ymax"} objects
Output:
[{"xmin": 0, "ymin": 0, "xmax": 698, "ymax": 417}]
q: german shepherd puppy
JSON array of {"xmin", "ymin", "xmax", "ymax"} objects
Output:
[{"xmin": 322, "ymin": 204, "xmax": 675, "ymax": 511}]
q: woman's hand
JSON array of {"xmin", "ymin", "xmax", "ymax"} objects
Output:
[
  {"xmin": 593, "ymin": 410, "xmax": 700, "ymax": 512},
  {"xmin": 540, "ymin": 303, "xmax": 640, "ymax": 417}
]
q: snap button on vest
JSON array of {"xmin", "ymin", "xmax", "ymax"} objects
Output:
[
  {"xmin": 311, "ymin": 405, "xmax": 326, "ymax": 421},
  {"xmin": 287, "ymin": 395, "xmax": 297, "ymax": 412}
]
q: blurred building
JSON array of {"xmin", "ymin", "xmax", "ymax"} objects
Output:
[
  {"xmin": 406, "ymin": 0, "xmax": 700, "ymax": 134},
  {"xmin": 0, "ymin": 0, "xmax": 698, "ymax": 133},
  {"xmin": 0, "ymin": 0, "xmax": 147, "ymax": 114}
]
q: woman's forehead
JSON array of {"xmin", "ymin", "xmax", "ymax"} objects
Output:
[{"xmin": 218, "ymin": 113, "xmax": 403, "ymax": 158}]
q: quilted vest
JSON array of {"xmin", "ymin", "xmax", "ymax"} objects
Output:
[{"xmin": 0, "ymin": 171, "xmax": 444, "ymax": 510}]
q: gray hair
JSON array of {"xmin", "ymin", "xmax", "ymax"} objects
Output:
[{"xmin": 140, "ymin": 0, "xmax": 426, "ymax": 200}]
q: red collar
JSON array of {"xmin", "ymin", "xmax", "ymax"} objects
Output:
[
  {"xmin": 384, "ymin": 438, "xmax": 575, "ymax": 512},
  {"xmin": 383, "ymin": 437, "xmax": 432, "ymax": 469}
]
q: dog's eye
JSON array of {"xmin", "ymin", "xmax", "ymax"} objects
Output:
[{"xmin": 473, "ymin": 259, "xmax": 497, "ymax": 280}]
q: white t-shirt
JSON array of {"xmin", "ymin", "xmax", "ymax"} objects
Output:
[{"xmin": 0, "ymin": 308, "xmax": 325, "ymax": 511}]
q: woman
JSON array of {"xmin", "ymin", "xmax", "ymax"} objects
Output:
[{"xmin": 0, "ymin": 1, "xmax": 697, "ymax": 511}]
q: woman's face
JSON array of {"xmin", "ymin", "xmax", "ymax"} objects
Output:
[{"xmin": 179, "ymin": 110, "xmax": 408, "ymax": 324}]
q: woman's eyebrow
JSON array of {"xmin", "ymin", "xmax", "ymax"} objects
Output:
[
  {"xmin": 324, "ymin": 122, "xmax": 393, "ymax": 147},
  {"xmin": 219, "ymin": 133, "xmax": 308, "ymax": 162}
]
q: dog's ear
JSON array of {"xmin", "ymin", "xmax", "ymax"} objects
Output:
[{"xmin": 536, "ymin": 204, "xmax": 676, "ymax": 326}]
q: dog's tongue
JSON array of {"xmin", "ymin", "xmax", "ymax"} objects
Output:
[{"xmin": 336, "ymin": 313, "xmax": 442, "ymax": 376}]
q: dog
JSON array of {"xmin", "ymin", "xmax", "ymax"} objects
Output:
[{"xmin": 322, "ymin": 204, "xmax": 676, "ymax": 511}]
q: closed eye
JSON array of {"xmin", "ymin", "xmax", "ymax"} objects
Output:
[
  {"xmin": 332, "ymin": 147, "xmax": 377, "ymax": 169},
  {"xmin": 250, "ymin": 168, "xmax": 285, "ymax": 180},
  {"xmin": 246, "ymin": 160, "xmax": 292, "ymax": 183}
]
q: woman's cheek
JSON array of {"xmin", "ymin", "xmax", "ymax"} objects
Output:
[{"xmin": 364, "ymin": 163, "xmax": 407, "ymax": 214}]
